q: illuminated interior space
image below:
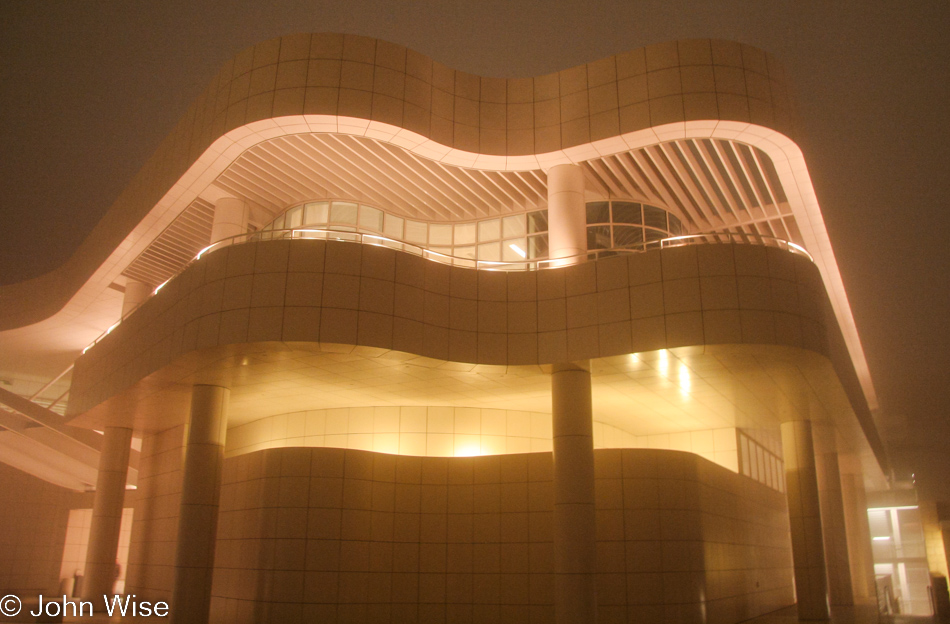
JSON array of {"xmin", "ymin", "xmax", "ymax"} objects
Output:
[{"xmin": 1, "ymin": 32, "xmax": 940, "ymax": 623}]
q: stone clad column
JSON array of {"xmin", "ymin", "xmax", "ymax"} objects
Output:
[
  {"xmin": 547, "ymin": 163, "xmax": 597, "ymax": 623},
  {"xmin": 171, "ymin": 385, "xmax": 229, "ymax": 624},
  {"xmin": 83, "ymin": 426, "xmax": 133, "ymax": 599},
  {"xmin": 782, "ymin": 417, "xmax": 831, "ymax": 621},
  {"xmin": 814, "ymin": 424, "xmax": 854, "ymax": 606},
  {"xmin": 210, "ymin": 197, "xmax": 248, "ymax": 244}
]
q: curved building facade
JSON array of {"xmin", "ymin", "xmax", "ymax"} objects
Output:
[{"xmin": 0, "ymin": 34, "xmax": 894, "ymax": 623}]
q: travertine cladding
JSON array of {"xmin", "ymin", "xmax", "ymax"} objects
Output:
[
  {"xmin": 125, "ymin": 445, "xmax": 793, "ymax": 624},
  {"xmin": 0, "ymin": 34, "xmax": 794, "ymax": 330},
  {"xmin": 0, "ymin": 462, "xmax": 92, "ymax": 594},
  {"xmin": 69, "ymin": 241, "xmax": 828, "ymax": 416}
]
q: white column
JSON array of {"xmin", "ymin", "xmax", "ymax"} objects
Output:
[
  {"xmin": 551, "ymin": 362, "xmax": 597, "ymax": 623},
  {"xmin": 171, "ymin": 385, "xmax": 229, "ymax": 624},
  {"xmin": 838, "ymin": 458, "xmax": 875, "ymax": 604},
  {"xmin": 83, "ymin": 426, "xmax": 133, "ymax": 599},
  {"xmin": 121, "ymin": 279, "xmax": 152, "ymax": 318},
  {"xmin": 546, "ymin": 163, "xmax": 597, "ymax": 623},
  {"xmin": 782, "ymin": 418, "xmax": 831, "ymax": 621},
  {"xmin": 210, "ymin": 197, "xmax": 248, "ymax": 244},
  {"xmin": 814, "ymin": 425, "xmax": 854, "ymax": 606},
  {"xmin": 547, "ymin": 164, "xmax": 587, "ymax": 264}
]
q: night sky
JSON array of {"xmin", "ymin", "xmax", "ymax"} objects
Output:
[{"xmin": 1, "ymin": 1, "xmax": 948, "ymax": 499}]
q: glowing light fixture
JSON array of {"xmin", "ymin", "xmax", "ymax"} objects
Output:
[
  {"xmin": 872, "ymin": 536, "xmax": 891, "ymax": 541},
  {"xmin": 508, "ymin": 243, "xmax": 527, "ymax": 258}
]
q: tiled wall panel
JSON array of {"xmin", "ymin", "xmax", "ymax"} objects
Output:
[
  {"xmin": 70, "ymin": 241, "xmax": 828, "ymax": 415},
  {"xmin": 190, "ymin": 446, "xmax": 793, "ymax": 624}
]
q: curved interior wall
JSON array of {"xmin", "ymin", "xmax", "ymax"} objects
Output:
[
  {"xmin": 127, "ymin": 443, "xmax": 793, "ymax": 624},
  {"xmin": 225, "ymin": 406, "xmax": 742, "ymax": 474}
]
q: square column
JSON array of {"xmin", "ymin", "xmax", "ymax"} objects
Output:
[{"xmin": 171, "ymin": 385, "xmax": 229, "ymax": 624}]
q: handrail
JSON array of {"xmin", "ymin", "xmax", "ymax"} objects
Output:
[{"xmin": 76, "ymin": 227, "xmax": 813, "ymax": 359}]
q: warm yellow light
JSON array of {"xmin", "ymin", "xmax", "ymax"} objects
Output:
[
  {"xmin": 678, "ymin": 363, "xmax": 691, "ymax": 394},
  {"xmin": 658, "ymin": 349, "xmax": 669, "ymax": 376},
  {"xmin": 455, "ymin": 443, "xmax": 483, "ymax": 457},
  {"xmin": 508, "ymin": 243, "xmax": 527, "ymax": 258}
]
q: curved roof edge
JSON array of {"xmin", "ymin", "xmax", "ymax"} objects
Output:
[{"xmin": 0, "ymin": 34, "xmax": 794, "ymax": 330}]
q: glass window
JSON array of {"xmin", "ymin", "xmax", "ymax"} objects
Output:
[
  {"xmin": 330, "ymin": 201, "xmax": 358, "ymax": 225},
  {"xmin": 527, "ymin": 210, "xmax": 548, "ymax": 233},
  {"xmin": 645, "ymin": 229, "xmax": 665, "ymax": 243},
  {"xmin": 383, "ymin": 214, "xmax": 403, "ymax": 239},
  {"xmin": 404, "ymin": 220, "xmax": 427, "ymax": 244},
  {"xmin": 527, "ymin": 234, "xmax": 548, "ymax": 259},
  {"xmin": 587, "ymin": 225, "xmax": 611, "ymax": 250},
  {"xmin": 454, "ymin": 222, "xmax": 477, "ymax": 245},
  {"xmin": 304, "ymin": 201, "xmax": 329, "ymax": 226},
  {"xmin": 503, "ymin": 238, "xmax": 528, "ymax": 262},
  {"xmin": 478, "ymin": 218, "xmax": 501, "ymax": 242},
  {"xmin": 429, "ymin": 224, "xmax": 453, "ymax": 246},
  {"xmin": 455, "ymin": 245, "xmax": 476, "ymax": 260},
  {"xmin": 613, "ymin": 225, "xmax": 644, "ymax": 248},
  {"xmin": 668, "ymin": 213, "xmax": 684, "ymax": 236},
  {"xmin": 477, "ymin": 241, "xmax": 500, "ymax": 261},
  {"xmin": 643, "ymin": 205, "xmax": 668, "ymax": 230},
  {"xmin": 502, "ymin": 215, "xmax": 526, "ymax": 238},
  {"xmin": 286, "ymin": 206, "xmax": 303, "ymax": 228},
  {"xmin": 586, "ymin": 202, "xmax": 610, "ymax": 224},
  {"xmin": 271, "ymin": 214, "xmax": 285, "ymax": 230},
  {"xmin": 358, "ymin": 205, "xmax": 383, "ymax": 232},
  {"xmin": 612, "ymin": 201, "xmax": 642, "ymax": 224}
]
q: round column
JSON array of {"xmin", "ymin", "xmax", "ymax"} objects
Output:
[
  {"xmin": 210, "ymin": 197, "xmax": 248, "ymax": 244},
  {"xmin": 838, "ymin": 462, "xmax": 875, "ymax": 603},
  {"xmin": 814, "ymin": 426, "xmax": 854, "ymax": 606},
  {"xmin": 83, "ymin": 426, "xmax": 133, "ymax": 599},
  {"xmin": 551, "ymin": 362, "xmax": 598, "ymax": 624},
  {"xmin": 171, "ymin": 385, "xmax": 229, "ymax": 624},
  {"xmin": 547, "ymin": 164, "xmax": 587, "ymax": 264},
  {"xmin": 121, "ymin": 279, "xmax": 152, "ymax": 318},
  {"xmin": 781, "ymin": 419, "xmax": 831, "ymax": 620}
]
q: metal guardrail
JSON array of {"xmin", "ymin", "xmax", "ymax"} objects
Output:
[{"xmin": 77, "ymin": 228, "xmax": 813, "ymax": 360}]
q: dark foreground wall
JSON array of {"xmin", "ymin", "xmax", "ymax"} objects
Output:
[
  {"xmin": 0, "ymin": 462, "xmax": 91, "ymax": 595},
  {"xmin": 127, "ymin": 441, "xmax": 794, "ymax": 624}
]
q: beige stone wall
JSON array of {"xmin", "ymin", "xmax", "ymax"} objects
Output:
[
  {"xmin": 180, "ymin": 446, "xmax": 793, "ymax": 624},
  {"xmin": 69, "ymin": 241, "xmax": 828, "ymax": 417},
  {"xmin": 0, "ymin": 462, "xmax": 90, "ymax": 594},
  {"xmin": 125, "ymin": 425, "xmax": 186, "ymax": 601}
]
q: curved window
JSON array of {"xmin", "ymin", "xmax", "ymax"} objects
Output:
[{"xmin": 261, "ymin": 199, "xmax": 685, "ymax": 262}]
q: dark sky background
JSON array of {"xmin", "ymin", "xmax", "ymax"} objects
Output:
[{"xmin": 1, "ymin": 1, "xmax": 948, "ymax": 498}]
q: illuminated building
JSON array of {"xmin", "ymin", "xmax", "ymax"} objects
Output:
[{"xmin": 0, "ymin": 33, "xmax": 919, "ymax": 623}]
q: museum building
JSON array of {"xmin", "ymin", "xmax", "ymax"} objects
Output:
[{"xmin": 0, "ymin": 32, "xmax": 920, "ymax": 623}]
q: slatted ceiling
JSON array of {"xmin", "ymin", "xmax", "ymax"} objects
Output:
[
  {"xmin": 117, "ymin": 135, "xmax": 804, "ymax": 287},
  {"xmin": 122, "ymin": 199, "xmax": 214, "ymax": 287},
  {"xmin": 667, "ymin": 143, "xmax": 721, "ymax": 224}
]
